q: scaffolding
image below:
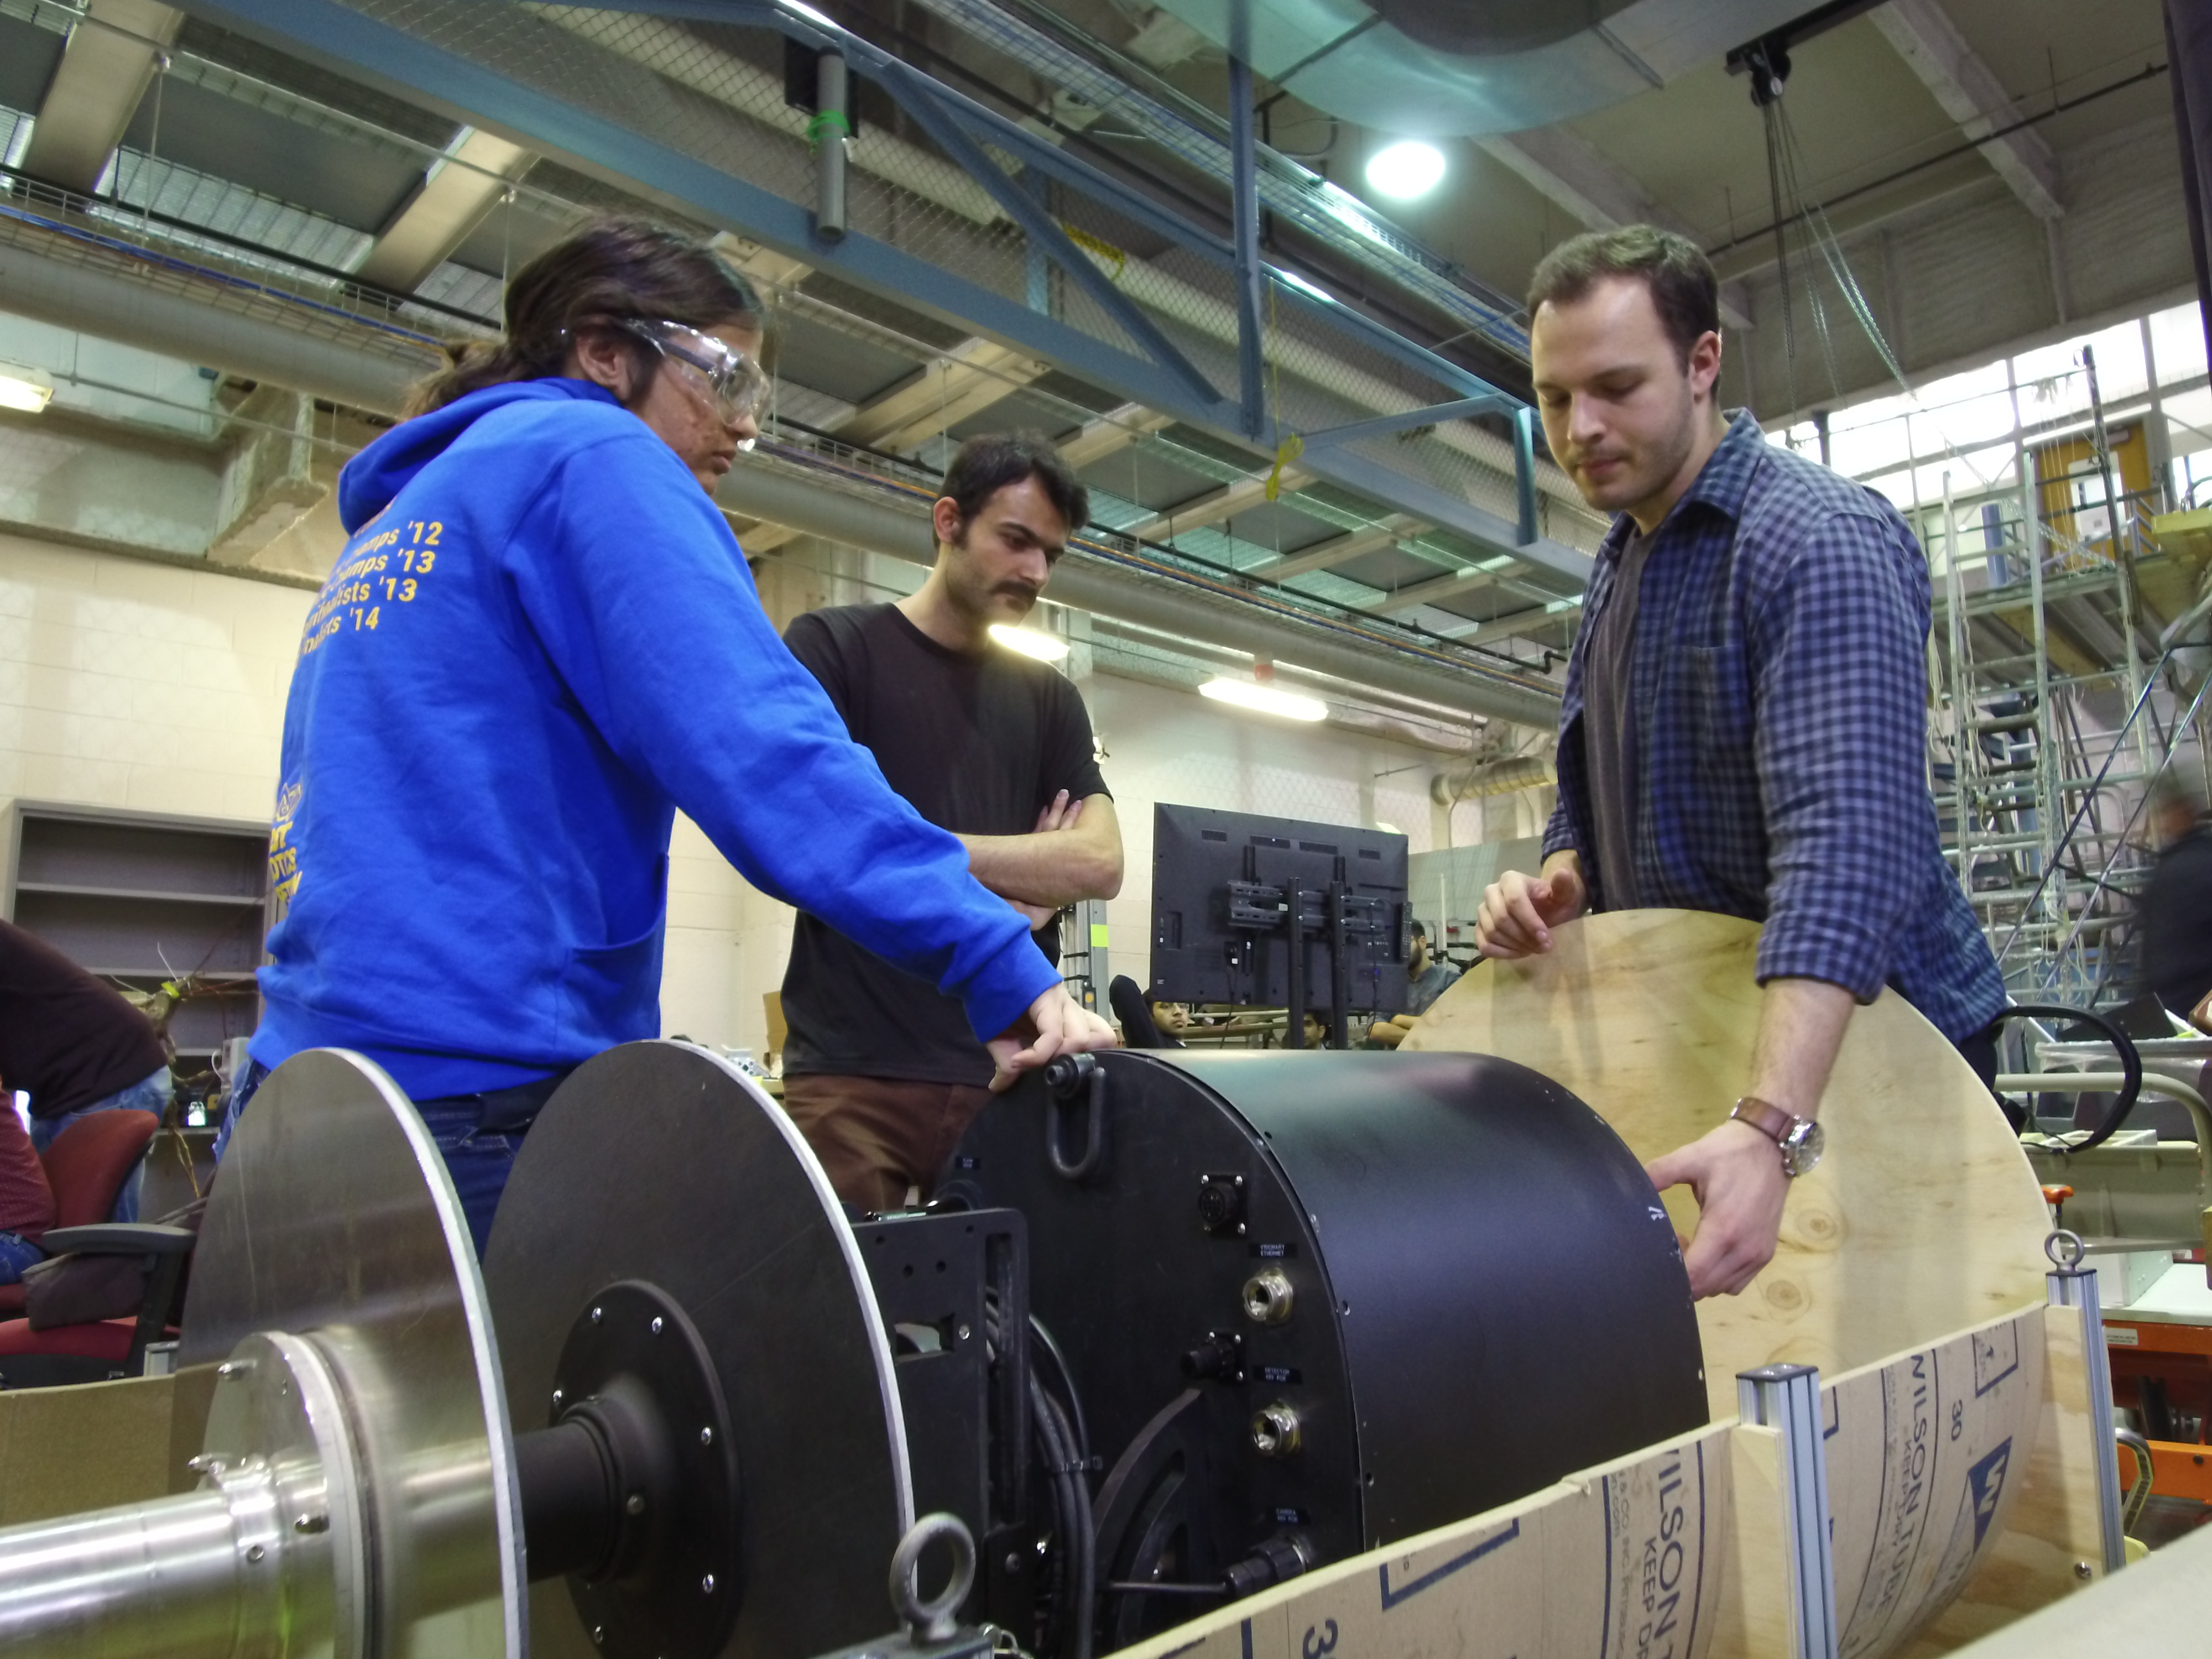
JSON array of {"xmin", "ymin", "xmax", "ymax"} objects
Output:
[{"xmin": 1926, "ymin": 450, "xmax": 2212, "ymax": 1005}]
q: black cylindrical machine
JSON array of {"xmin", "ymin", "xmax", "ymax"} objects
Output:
[{"xmin": 951, "ymin": 1050, "xmax": 1707, "ymax": 1642}]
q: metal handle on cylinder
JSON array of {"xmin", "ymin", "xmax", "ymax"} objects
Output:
[{"xmin": 1044, "ymin": 1053, "xmax": 1107, "ymax": 1181}]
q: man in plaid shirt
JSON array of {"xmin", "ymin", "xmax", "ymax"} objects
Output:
[{"xmin": 1477, "ymin": 227, "xmax": 2004, "ymax": 1300}]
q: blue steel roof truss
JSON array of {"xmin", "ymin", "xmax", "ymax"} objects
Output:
[{"xmin": 175, "ymin": 0, "xmax": 1588, "ymax": 580}]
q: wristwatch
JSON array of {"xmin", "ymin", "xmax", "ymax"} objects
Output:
[{"xmin": 1729, "ymin": 1096, "xmax": 1825, "ymax": 1178}]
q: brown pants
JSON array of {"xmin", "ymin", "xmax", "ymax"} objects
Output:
[{"xmin": 780, "ymin": 1073, "xmax": 994, "ymax": 1213}]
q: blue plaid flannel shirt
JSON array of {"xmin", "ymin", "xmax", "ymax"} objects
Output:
[{"xmin": 1543, "ymin": 412, "xmax": 2005, "ymax": 1042}]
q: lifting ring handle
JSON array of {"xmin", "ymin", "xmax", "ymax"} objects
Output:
[{"xmin": 1044, "ymin": 1052, "xmax": 1107, "ymax": 1181}]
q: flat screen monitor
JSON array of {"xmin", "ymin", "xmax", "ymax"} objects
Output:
[{"xmin": 1149, "ymin": 803, "xmax": 1410, "ymax": 1015}]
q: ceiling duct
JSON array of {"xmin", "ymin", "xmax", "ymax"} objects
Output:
[
  {"xmin": 1133, "ymin": 0, "xmax": 1825, "ymax": 135},
  {"xmin": 0, "ymin": 197, "xmax": 1561, "ymax": 725},
  {"xmin": 0, "ymin": 206, "xmax": 436, "ymax": 416}
]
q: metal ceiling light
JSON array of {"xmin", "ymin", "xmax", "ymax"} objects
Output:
[
  {"xmin": 0, "ymin": 364, "xmax": 55, "ymax": 414},
  {"xmin": 988, "ymin": 624, "xmax": 1070, "ymax": 661},
  {"xmin": 1364, "ymin": 140, "xmax": 1446, "ymax": 201},
  {"xmin": 1199, "ymin": 677, "xmax": 1327, "ymax": 722}
]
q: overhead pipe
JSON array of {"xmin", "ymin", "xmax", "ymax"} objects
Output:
[
  {"xmin": 715, "ymin": 452, "xmax": 1562, "ymax": 727},
  {"xmin": 0, "ymin": 212, "xmax": 435, "ymax": 416},
  {"xmin": 0, "ymin": 197, "xmax": 1559, "ymax": 724}
]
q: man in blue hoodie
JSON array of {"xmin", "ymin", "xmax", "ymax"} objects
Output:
[{"xmin": 232, "ymin": 221, "xmax": 1114, "ymax": 1250}]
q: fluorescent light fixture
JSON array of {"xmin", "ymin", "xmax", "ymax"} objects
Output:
[
  {"xmin": 1365, "ymin": 140, "xmax": 1447, "ymax": 201},
  {"xmin": 989, "ymin": 624, "xmax": 1069, "ymax": 661},
  {"xmin": 1199, "ymin": 676, "xmax": 1327, "ymax": 722},
  {"xmin": 776, "ymin": 0, "xmax": 842, "ymax": 30},
  {"xmin": 0, "ymin": 364, "xmax": 54, "ymax": 414},
  {"xmin": 1274, "ymin": 268, "xmax": 1335, "ymax": 305}
]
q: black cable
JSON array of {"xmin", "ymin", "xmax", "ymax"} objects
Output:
[
  {"xmin": 1027, "ymin": 1316, "xmax": 1091, "ymax": 1471},
  {"xmin": 1034, "ymin": 1384, "xmax": 1094, "ymax": 1659},
  {"xmin": 1707, "ymin": 61, "xmax": 2169, "ymax": 260},
  {"xmin": 1026, "ymin": 1369, "xmax": 1092, "ymax": 1659}
]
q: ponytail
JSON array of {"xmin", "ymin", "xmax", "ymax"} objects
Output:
[{"xmin": 404, "ymin": 217, "xmax": 766, "ymax": 417}]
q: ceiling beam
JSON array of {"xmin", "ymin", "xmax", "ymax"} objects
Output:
[
  {"xmin": 1443, "ymin": 601, "xmax": 1584, "ymax": 648},
  {"xmin": 1058, "ymin": 404, "xmax": 1174, "ymax": 469},
  {"xmin": 1365, "ymin": 560, "xmax": 1521, "ymax": 617},
  {"xmin": 354, "ymin": 128, "xmax": 536, "ymax": 292},
  {"xmin": 19, "ymin": 0, "xmax": 180, "ymax": 196},
  {"xmin": 1869, "ymin": 0, "xmax": 2063, "ymax": 221},
  {"xmin": 710, "ymin": 233, "xmax": 816, "ymax": 293},
  {"xmin": 1247, "ymin": 516, "xmax": 1426, "ymax": 582},
  {"xmin": 1122, "ymin": 467, "xmax": 1312, "ymax": 542},
  {"xmin": 1478, "ymin": 128, "xmax": 1754, "ymax": 329},
  {"xmin": 837, "ymin": 336, "xmax": 1050, "ymax": 451}
]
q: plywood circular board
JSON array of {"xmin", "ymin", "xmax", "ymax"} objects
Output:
[
  {"xmin": 1406, "ymin": 911, "xmax": 2065, "ymax": 1658},
  {"xmin": 1405, "ymin": 909, "xmax": 2051, "ymax": 1399}
]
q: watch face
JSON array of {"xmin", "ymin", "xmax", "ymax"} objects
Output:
[{"xmin": 1782, "ymin": 1119, "xmax": 1825, "ymax": 1177}]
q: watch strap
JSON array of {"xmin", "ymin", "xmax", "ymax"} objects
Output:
[{"xmin": 1729, "ymin": 1095, "xmax": 1796, "ymax": 1146}]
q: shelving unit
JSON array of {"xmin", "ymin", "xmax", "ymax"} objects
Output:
[{"xmin": 2, "ymin": 802, "xmax": 272, "ymax": 1068}]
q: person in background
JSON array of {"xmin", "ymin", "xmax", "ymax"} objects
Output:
[
  {"xmin": 1475, "ymin": 226, "xmax": 2004, "ymax": 1300},
  {"xmin": 779, "ymin": 434, "xmax": 1124, "ymax": 1213},
  {"xmin": 0, "ymin": 1091, "xmax": 55, "ymax": 1285},
  {"xmin": 0, "ymin": 918, "xmax": 169, "ymax": 1222},
  {"xmin": 1368, "ymin": 919, "xmax": 1462, "ymax": 1047},
  {"xmin": 2140, "ymin": 764, "xmax": 2212, "ymax": 1020},
  {"xmin": 226, "ymin": 222, "xmax": 1112, "ymax": 1254},
  {"xmin": 1146, "ymin": 997, "xmax": 1191, "ymax": 1039}
]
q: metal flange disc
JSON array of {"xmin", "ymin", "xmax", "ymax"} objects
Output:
[
  {"xmin": 482, "ymin": 1041, "xmax": 912, "ymax": 1659},
  {"xmin": 180, "ymin": 1047, "xmax": 526, "ymax": 1659}
]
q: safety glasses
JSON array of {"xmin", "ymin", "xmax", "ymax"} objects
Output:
[{"xmin": 612, "ymin": 317, "xmax": 769, "ymax": 431}]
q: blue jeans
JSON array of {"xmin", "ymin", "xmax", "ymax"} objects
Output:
[
  {"xmin": 29, "ymin": 1067, "xmax": 172, "ymax": 1223},
  {"xmin": 219, "ymin": 1062, "xmax": 567, "ymax": 1259},
  {"xmin": 0, "ymin": 1229, "xmax": 42, "ymax": 1286}
]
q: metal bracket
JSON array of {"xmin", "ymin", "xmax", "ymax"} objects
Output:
[
  {"xmin": 1737, "ymin": 1363, "xmax": 1840, "ymax": 1659},
  {"xmin": 2046, "ymin": 1228, "xmax": 2128, "ymax": 1574},
  {"xmin": 1298, "ymin": 395, "xmax": 1517, "ymax": 452},
  {"xmin": 868, "ymin": 55, "xmax": 1227, "ymax": 412}
]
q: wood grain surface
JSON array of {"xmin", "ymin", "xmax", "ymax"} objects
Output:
[{"xmin": 1404, "ymin": 910, "xmax": 2054, "ymax": 1412}]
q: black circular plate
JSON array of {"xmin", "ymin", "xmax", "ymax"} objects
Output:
[{"xmin": 484, "ymin": 1042, "xmax": 911, "ymax": 1659}]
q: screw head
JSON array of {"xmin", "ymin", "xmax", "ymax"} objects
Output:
[
  {"xmin": 1005, "ymin": 1551, "xmax": 1023, "ymax": 1574},
  {"xmin": 589, "ymin": 1306, "xmax": 603, "ymax": 1324},
  {"xmin": 625, "ymin": 1492, "xmax": 646, "ymax": 1516},
  {"xmin": 956, "ymin": 1322, "xmax": 972, "ymax": 1342},
  {"xmin": 551, "ymin": 1388, "xmax": 565, "ymax": 1410},
  {"xmin": 650, "ymin": 1316, "xmax": 665, "ymax": 1336},
  {"xmin": 293, "ymin": 1512, "xmax": 328, "ymax": 1535},
  {"xmin": 591, "ymin": 1628, "xmax": 605, "ymax": 1646},
  {"xmin": 2075, "ymin": 1561, "xmax": 2095, "ymax": 1580},
  {"xmin": 246, "ymin": 1543, "xmax": 266, "ymax": 1563},
  {"xmin": 699, "ymin": 1426, "xmax": 714, "ymax": 1446},
  {"xmin": 701, "ymin": 1573, "xmax": 716, "ymax": 1594}
]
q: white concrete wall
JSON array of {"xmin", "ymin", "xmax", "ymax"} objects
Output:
[{"xmin": 0, "ymin": 530, "xmax": 306, "ymax": 820}]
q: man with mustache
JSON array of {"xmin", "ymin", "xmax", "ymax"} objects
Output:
[
  {"xmin": 779, "ymin": 434, "xmax": 1123, "ymax": 1210},
  {"xmin": 1476, "ymin": 226, "xmax": 2004, "ymax": 1300}
]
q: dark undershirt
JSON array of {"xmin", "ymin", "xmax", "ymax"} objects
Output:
[
  {"xmin": 1582, "ymin": 525, "xmax": 1655, "ymax": 911},
  {"xmin": 778, "ymin": 603, "xmax": 1110, "ymax": 1087}
]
